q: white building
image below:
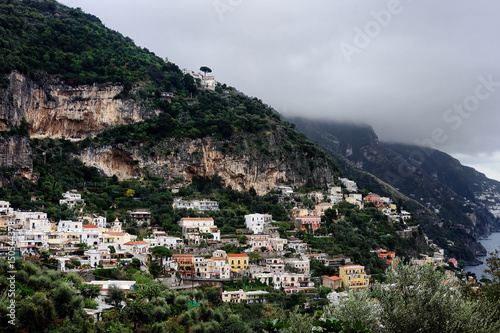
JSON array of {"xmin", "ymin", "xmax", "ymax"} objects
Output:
[
  {"xmin": 0, "ymin": 201, "xmax": 13, "ymax": 214},
  {"xmin": 273, "ymin": 273, "xmax": 314, "ymax": 291},
  {"xmin": 13, "ymin": 229, "xmax": 48, "ymax": 254},
  {"xmin": 178, "ymin": 217, "xmax": 220, "ymax": 244},
  {"xmin": 14, "ymin": 211, "xmax": 51, "ymax": 232},
  {"xmin": 244, "ymin": 213, "xmax": 272, "ymax": 234},
  {"xmin": 144, "ymin": 231, "xmax": 183, "ymax": 250},
  {"xmin": 57, "ymin": 220, "xmax": 83, "ymax": 233},
  {"xmin": 173, "ymin": 198, "xmax": 219, "ymax": 212},
  {"xmin": 339, "ymin": 178, "xmax": 358, "ymax": 192},
  {"xmin": 285, "ymin": 256, "xmax": 310, "ymax": 275},
  {"xmin": 59, "ymin": 191, "xmax": 85, "ymax": 208},
  {"xmin": 247, "ymin": 234, "xmax": 273, "ymax": 252},
  {"xmin": 275, "ymin": 186, "xmax": 294, "ymax": 196},
  {"xmin": 182, "ymin": 68, "xmax": 217, "ymax": 91},
  {"xmin": 270, "ymin": 237, "xmax": 287, "ymax": 252}
]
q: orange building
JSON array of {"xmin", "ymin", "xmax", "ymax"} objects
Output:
[
  {"xmin": 376, "ymin": 249, "xmax": 396, "ymax": 269},
  {"xmin": 173, "ymin": 254, "xmax": 195, "ymax": 278},
  {"xmin": 294, "ymin": 216, "xmax": 322, "ymax": 233}
]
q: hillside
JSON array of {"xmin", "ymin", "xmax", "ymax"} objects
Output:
[
  {"xmin": 291, "ymin": 116, "xmax": 500, "ymax": 260},
  {"xmin": 0, "ymin": 0, "xmax": 340, "ymax": 193}
]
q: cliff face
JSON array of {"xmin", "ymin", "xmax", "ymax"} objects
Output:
[
  {"xmin": 0, "ymin": 71, "xmax": 157, "ymax": 139},
  {"xmin": 78, "ymin": 136, "xmax": 336, "ymax": 195},
  {"xmin": 0, "ymin": 134, "xmax": 33, "ymax": 186}
]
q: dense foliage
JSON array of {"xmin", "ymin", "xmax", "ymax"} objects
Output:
[{"xmin": 0, "ymin": 0, "xmax": 183, "ymax": 93}]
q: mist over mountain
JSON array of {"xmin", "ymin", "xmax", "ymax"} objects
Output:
[{"xmin": 291, "ymin": 116, "xmax": 500, "ymax": 259}]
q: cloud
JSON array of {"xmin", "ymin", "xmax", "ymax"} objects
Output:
[{"xmin": 59, "ymin": 0, "xmax": 500, "ymax": 180}]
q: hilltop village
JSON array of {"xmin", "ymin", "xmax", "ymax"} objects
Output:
[{"xmin": 0, "ymin": 176, "xmax": 469, "ymax": 314}]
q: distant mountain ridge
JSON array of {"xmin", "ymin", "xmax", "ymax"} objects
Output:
[{"xmin": 291, "ymin": 116, "xmax": 500, "ymax": 259}]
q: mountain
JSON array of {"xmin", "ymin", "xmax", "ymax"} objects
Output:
[
  {"xmin": 291, "ymin": 116, "xmax": 500, "ymax": 260},
  {"xmin": 0, "ymin": 0, "xmax": 340, "ymax": 194},
  {"xmin": 0, "ymin": 0, "xmax": 484, "ymax": 261}
]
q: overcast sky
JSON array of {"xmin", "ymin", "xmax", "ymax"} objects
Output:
[{"xmin": 59, "ymin": 0, "xmax": 500, "ymax": 181}]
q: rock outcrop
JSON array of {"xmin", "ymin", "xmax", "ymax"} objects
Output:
[
  {"xmin": 0, "ymin": 134, "xmax": 33, "ymax": 186},
  {"xmin": 78, "ymin": 136, "xmax": 336, "ymax": 195},
  {"xmin": 0, "ymin": 71, "xmax": 157, "ymax": 139}
]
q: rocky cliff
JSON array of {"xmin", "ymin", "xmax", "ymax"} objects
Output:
[
  {"xmin": 78, "ymin": 135, "xmax": 337, "ymax": 195},
  {"xmin": 0, "ymin": 71, "xmax": 157, "ymax": 139},
  {"xmin": 0, "ymin": 134, "xmax": 33, "ymax": 186}
]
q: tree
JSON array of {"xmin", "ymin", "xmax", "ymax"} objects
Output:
[
  {"xmin": 325, "ymin": 260, "xmax": 500, "ymax": 333},
  {"xmin": 124, "ymin": 301, "xmax": 154, "ymax": 330},
  {"xmin": 52, "ymin": 282, "xmax": 82, "ymax": 319},
  {"xmin": 199, "ymin": 66, "xmax": 212, "ymax": 76},
  {"xmin": 126, "ymin": 189, "xmax": 135, "ymax": 198},
  {"xmin": 78, "ymin": 283, "xmax": 101, "ymax": 299},
  {"xmin": 151, "ymin": 246, "xmax": 173, "ymax": 275},
  {"xmin": 105, "ymin": 284, "xmax": 125, "ymax": 308}
]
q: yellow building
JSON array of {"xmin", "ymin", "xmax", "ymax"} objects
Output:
[
  {"xmin": 226, "ymin": 254, "xmax": 249, "ymax": 273},
  {"xmin": 339, "ymin": 264, "xmax": 369, "ymax": 289}
]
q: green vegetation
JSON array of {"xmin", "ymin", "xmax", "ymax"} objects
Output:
[
  {"xmin": 324, "ymin": 259, "xmax": 500, "ymax": 333},
  {"xmin": 0, "ymin": 0, "xmax": 183, "ymax": 93}
]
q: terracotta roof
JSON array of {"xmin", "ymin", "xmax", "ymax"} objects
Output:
[
  {"xmin": 103, "ymin": 232, "xmax": 126, "ymax": 236},
  {"xmin": 323, "ymin": 275, "xmax": 341, "ymax": 281},
  {"xmin": 211, "ymin": 257, "xmax": 226, "ymax": 260},
  {"xmin": 341, "ymin": 264, "xmax": 364, "ymax": 269},
  {"xmin": 83, "ymin": 225, "xmax": 98, "ymax": 228},
  {"xmin": 226, "ymin": 254, "xmax": 249, "ymax": 258},
  {"xmin": 124, "ymin": 241, "xmax": 148, "ymax": 245},
  {"xmin": 296, "ymin": 216, "xmax": 320, "ymax": 219}
]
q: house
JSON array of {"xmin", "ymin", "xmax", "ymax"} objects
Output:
[
  {"xmin": 294, "ymin": 216, "xmax": 322, "ymax": 233},
  {"xmin": 127, "ymin": 209, "xmax": 151, "ymax": 223},
  {"xmin": 173, "ymin": 198, "xmax": 219, "ymax": 212},
  {"xmin": 287, "ymin": 240, "xmax": 310, "ymax": 253},
  {"xmin": 244, "ymin": 213, "xmax": 272, "ymax": 234},
  {"xmin": 376, "ymin": 249, "xmax": 396, "ymax": 269},
  {"xmin": 290, "ymin": 207, "xmax": 310, "ymax": 218},
  {"xmin": 270, "ymin": 237, "xmax": 287, "ymax": 252},
  {"xmin": 14, "ymin": 211, "xmax": 51, "ymax": 232},
  {"xmin": 345, "ymin": 195, "xmax": 364, "ymax": 209},
  {"xmin": 339, "ymin": 178, "xmax": 358, "ymax": 192},
  {"xmin": 328, "ymin": 186, "xmax": 344, "ymax": 204},
  {"xmin": 88, "ymin": 280, "xmax": 136, "ymax": 295},
  {"xmin": 364, "ymin": 193, "xmax": 385, "ymax": 210},
  {"xmin": 101, "ymin": 232, "xmax": 133, "ymax": 249},
  {"xmin": 123, "ymin": 240, "xmax": 149, "ymax": 254},
  {"xmin": 274, "ymin": 273, "xmax": 315, "ymax": 294},
  {"xmin": 314, "ymin": 203, "xmax": 333, "ymax": 216},
  {"xmin": 173, "ymin": 254, "xmax": 195, "ymax": 278},
  {"xmin": 226, "ymin": 254, "xmax": 249, "ymax": 274},
  {"xmin": 194, "ymin": 256, "xmax": 230, "ymax": 279},
  {"xmin": 264, "ymin": 258, "xmax": 285, "ymax": 274},
  {"xmin": 339, "ymin": 264, "xmax": 369, "ymax": 289},
  {"xmin": 247, "ymin": 234, "xmax": 273, "ymax": 252},
  {"xmin": 0, "ymin": 201, "xmax": 13, "ymax": 214},
  {"xmin": 81, "ymin": 225, "xmax": 102, "ymax": 246},
  {"xmin": 59, "ymin": 191, "xmax": 85, "ymax": 209},
  {"xmin": 143, "ymin": 232, "xmax": 183, "ymax": 250},
  {"xmin": 222, "ymin": 289, "xmax": 269, "ymax": 304},
  {"xmin": 322, "ymin": 275, "xmax": 342, "ymax": 289},
  {"xmin": 179, "ymin": 217, "xmax": 220, "ymax": 244},
  {"xmin": 13, "ymin": 230, "xmax": 48, "ymax": 254},
  {"xmin": 284, "ymin": 256, "xmax": 310, "ymax": 275}
]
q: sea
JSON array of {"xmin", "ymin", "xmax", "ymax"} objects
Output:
[{"xmin": 465, "ymin": 232, "xmax": 500, "ymax": 280}]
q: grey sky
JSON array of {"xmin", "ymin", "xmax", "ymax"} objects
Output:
[{"xmin": 59, "ymin": 0, "xmax": 500, "ymax": 180}]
